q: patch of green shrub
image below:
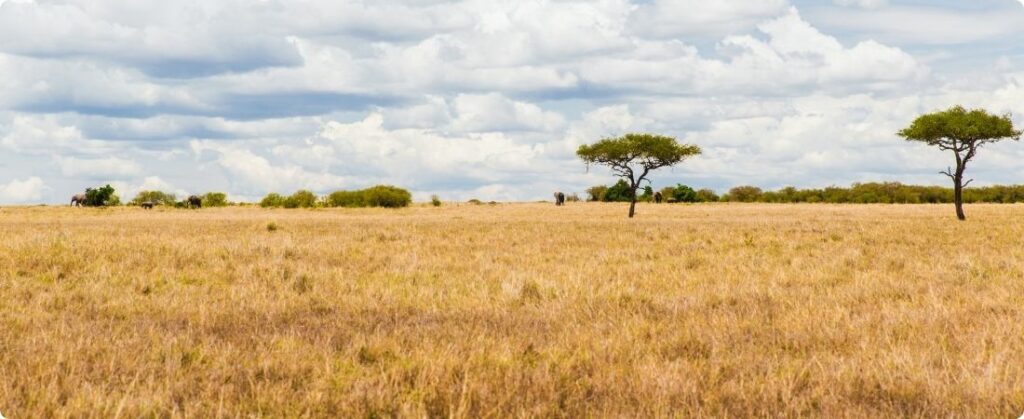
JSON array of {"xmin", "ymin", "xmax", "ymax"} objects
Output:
[
  {"xmin": 201, "ymin": 192, "xmax": 229, "ymax": 207},
  {"xmin": 260, "ymin": 193, "xmax": 286, "ymax": 208},
  {"xmin": 284, "ymin": 190, "xmax": 318, "ymax": 208},
  {"xmin": 131, "ymin": 190, "xmax": 176, "ymax": 206}
]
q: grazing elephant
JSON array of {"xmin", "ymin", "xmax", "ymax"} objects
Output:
[
  {"xmin": 654, "ymin": 191, "xmax": 663, "ymax": 204},
  {"xmin": 71, "ymin": 194, "xmax": 86, "ymax": 207},
  {"xmin": 186, "ymin": 195, "xmax": 202, "ymax": 209},
  {"xmin": 554, "ymin": 192, "xmax": 566, "ymax": 206},
  {"xmin": 141, "ymin": 201, "xmax": 155, "ymax": 210}
]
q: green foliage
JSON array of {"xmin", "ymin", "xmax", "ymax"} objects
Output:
[
  {"xmin": 201, "ymin": 192, "xmax": 229, "ymax": 207},
  {"xmin": 431, "ymin": 195, "xmax": 442, "ymax": 207},
  {"xmin": 897, "ymin": 106, "xmax": 1021, "ymax": 147},
  {"xmin": 586, "ymin": 185, "xmax": 608, "ymax": 202},
  {"xmin": 705, "ymin": 182, "xmax": 1024, "ymax": 204},
  {"xmin": 327, "ymin": 190, "xmax": 364, "ymax": 208},
  {"xmin": 725, "ymin": 186, "xmax": 763, "ymax": 203},
  {"xmin": 602, "ymin": 180, "xmax": 633, "ymax": 202},
  {"xmin": 695, "ymin": 188, "xmax": 720, "ymax": 203},
  {"xmin": 284, "ymin": 190, "xmax": 318, "ymax": 208},
  {"xmin": 467, "ymin": 199, "xmax": 483, "ymax": 205},
  {"xmin": 84, "ymin": 185, "xmax": 117, "ymax": 207},
  {"xmin": 670, "ymin": 184, "xmax": 698, "ymax": 203},
  {"xmin": 323, "ymin": 185, "xmax": 412, "ymax": 208},
  {"xmin": 566, "ymin": 193, "xmax": 581, "ymax": 202},
  {"xmin": 131, "ymin": 190, "xmax": 176, "ymax": 206},
  {"xmin": 362, "ymin": 185, "xmax": 412, "ymax": 208},
  {"xmin": 640, "ymin": 186, "xmax": 654, "ymax": 202},
  {"xmin": 260, "ymin": 193, "xmax": 286, "ymax": 208},
  {"xmin": 577, "ymin": 133, "xmax": 702, "ymax": 170}
]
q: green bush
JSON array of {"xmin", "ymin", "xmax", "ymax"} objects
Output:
[
  {"xmin": 323, "ymin": 185, "xmax": 412, "ymax": 208},
  {"xmin": 131, "ymin": 190, "xmax": 176, "ymax": 206},
  {"xmin": 284, "ymin": 190, "xmax": 318, "ymax": 208},
  {"xmin": 260, "ymin": 193, "xmax": 286, "ymax": 208},
  {"xmin": 327, "ymin": 190, "xmax": 364, "ymax": 207},
  {"xmin": 695, "ymin": 189, "xmax": 720, "ymax": 203},
  {"xmin": 586, "ymin": 185, "xmax": 608, "ymax": 202},
  {"xmin": 84, "ymin": 185, "xmax": 117, "ymax": 207},
  {"xmin": 602, "ymin": 180, "xmax": 633, "ymax": 202},
  {"xmin": 362, "ymin": 185, "xmax": 412, "ymax": 208},
  {"xmin": 201, "ymin": 192, "xmax": 229, "ymax": 207},
  {"xmin": 726, "ymin": 186, "xmax": 763, "ymax": 203},
  {"xmin": 671, "ymin": 184, "xmax": 698, "ymax": 203},
  {"xmin": 431, "ymin": 195, "xmax": 442, "ymax": 207}
]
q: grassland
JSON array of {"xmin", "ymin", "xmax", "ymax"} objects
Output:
[{"xmin": 1, "ymin": 203, "xmax": 1023, "ymax": 417}]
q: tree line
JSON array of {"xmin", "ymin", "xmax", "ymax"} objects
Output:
[
  {"xmin": 259, "ymin": 185, "xmax": 411, "ymax": 208},
  {"xmin": 577, "ymin": 106, "xmax": 1021, "ymax": 219},
  {"xmin": 71, "ymin": 185, "xmax": 413, "ymax": 209},
  {"xmin": 586, "ymin": 181, "xmax": 1024, "ymax": 204}
]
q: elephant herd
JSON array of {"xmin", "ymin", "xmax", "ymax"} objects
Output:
[{"xmin": 70, "ymin": 194, "xmax": 203, "ymax": 209}]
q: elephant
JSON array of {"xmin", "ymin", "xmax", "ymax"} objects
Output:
[
  {"xmin": 554, "ymin": 192, "xmax": 565, "ymax": 206},
  {"xmin": 71, "ymin": 194, "xmax": 86, "ymax": 207},
  {"xmin": 654, "ymin": 191, "xmax": 663, "ymax": 204},
  {"xmin": 141, "ymin": 201, "xmax": 155, "ymax": 210},
  {"xmin": 186, "ymin": 195, "xmax": 202, "ymax": 209}
]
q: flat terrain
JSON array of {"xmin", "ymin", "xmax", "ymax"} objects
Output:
[{"xmin": 1, "ymin": 203, "xmax": 1023, "ymax": 417}]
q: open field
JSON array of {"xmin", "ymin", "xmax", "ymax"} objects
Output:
[{"xmin": 1, "ymin": 203, "xmax": 1023, "ymax": 417}]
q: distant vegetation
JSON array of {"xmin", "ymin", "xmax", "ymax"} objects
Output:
[
  {"xmin": 83, "ymin": 184, "xmax": 119, "ymax": 207},
  {"xmin": 584, "ymin": 181, "xmax": 1024, "ymax": 204},
  {"xmin": 129, "ymin": 190, "xmax": 232, "ymax": 207},
  {"xmin": 260, "ymin": 185, "xmax": 413, "ymax": 209}
]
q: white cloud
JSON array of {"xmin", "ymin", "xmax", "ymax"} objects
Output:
[
  {"xmin": 55, "ymin": 156, "xmax": 142, "ymax": 179},
  {"xmin": 0, "ymin": 176, "xmax": 45, "ymax": 204},
  {"xmin": 834, "ymin": 0, "xmax": 887, "ymax": 9},
  {"xmin": 0, "ymin": 1, "xmax": 1022, "ymax": 202}
]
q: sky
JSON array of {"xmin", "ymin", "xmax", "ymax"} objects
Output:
[{"xmin": 1, "ymin": 0, "xmax": 1024, "ymax": 204}]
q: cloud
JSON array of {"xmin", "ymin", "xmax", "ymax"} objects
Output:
[
  {"xmin": 55, "ymin": 156, "xmax": 142, "ymax": 179},
  {"xmin": 0, "ymin": 1, "xmax": 1022, "ymax": 203},
  {"xmin": 0, "ymin": 176, "xmax": 45, "ymax": 204},
  {"xmin": 834, "ymin": 0, "xmax": 887, "ymax": 9}
]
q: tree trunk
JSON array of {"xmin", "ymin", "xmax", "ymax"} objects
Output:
[
  {"xmin": 953, "ymin": 174, "xmax": 966, "ymax": 221},
  {"xmin": 628, "ymin": 196, "xmax": 637, "ymax": 218}
]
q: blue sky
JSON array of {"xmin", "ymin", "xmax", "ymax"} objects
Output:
[{"xmin": 1, "ymin": 0, "xmax": 1023, "ymax": 203}]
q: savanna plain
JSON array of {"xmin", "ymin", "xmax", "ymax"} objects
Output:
[{"xmin": 1, "ymin": 203, "xmax": 1023, "ymax": 418}]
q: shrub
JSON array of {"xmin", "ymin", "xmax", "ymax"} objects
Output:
[
  {"xmin": 695, "ymin": 188, "xmax": 720, "ymax": 203},
  {"xmin": 467, "ymin": 199, "xmax": 483, "ymax": 205},
  {"xmin": 586, "ymin": 185, "xmax": 608, "ymax": 202},
  {"xmin": 201, "ymin": 192, "xmax": 229, "ymax": 207},
  {"xmin": 323, "ymin": 185, "xmax": 412, "ymax": 208},
  {"xmin": 431, "ymin": 195, "xmax": 442, "ymax": 207},
  {"xmin": 602, "ymin": 180, "xmax": 633, "ymax": 202},
  {"xmin": 566, "ymin": 193, "xmax": 581, "ymax": 202},
  {"xmin": 362, "ymin": 185, "xmax": 412, "ymax": 208},
  {"xmin": 84, "ymin": 185, "xmax": 117, "ymax": 207},
  {"xmin": 131, "ymin": 191, "xmax": 176, "ymax": 206},
  {"xmin": 671, "ymin": 184, "xmax": 698, "ymax": 203},
  {"xmin": 327, "ymin": 190, "xmax": 364, "ymax": 207},
  {"xmin": 639, "ymin": 186, "xmax": 654, "ymax": 202},
  {"xmin": 726, "ymin": 186, "xmax": 763, "ymax": 203},
  {"xmin": 260, "ymin": 193, "xmax": 286, "ymax": 208},
  {"xmin": 284, "ymin": 190, "xmax": 318, "ymax": 208}
]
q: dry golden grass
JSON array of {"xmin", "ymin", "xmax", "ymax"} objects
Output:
[{"xmin": 1, "ymin": 203, "xmax": 1023, "ymax": 418}]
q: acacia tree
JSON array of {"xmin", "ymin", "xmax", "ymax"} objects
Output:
[
  {"xmin": 577, "ymin": 133, "xmax": 701, "ymax": 218},
  {"xmin": 898, "ymin": 106, "xmax": 1021, "ymax": 220}
]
